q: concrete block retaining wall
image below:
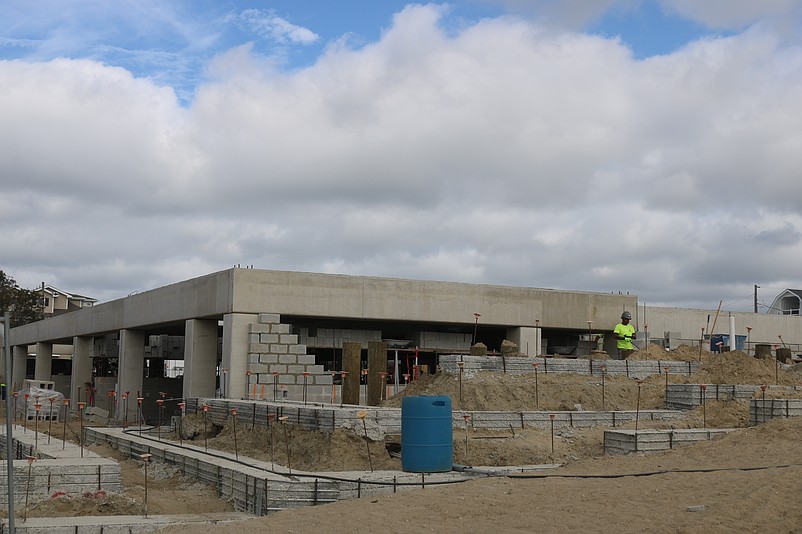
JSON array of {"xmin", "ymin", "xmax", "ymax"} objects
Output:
[
  {"xmin": 604, "ymin": 428, "xmax": 735, "ymax": 455},
  {"xmin": 439, "ymin": 355, "xmax": 700, "ymax": 379},
  {"xmin": 186, "ymin": 398, "xmax": 686, "ymax": 440},
  {"xmin": 3, "ymin": 513, "xmax": 250, "ymax": 534},
  {"xmin": 85, "ymin": 428, "xmax": 465, "ymax": 514},
  {"xmin": 750, "ymin": 399, "xmax": 802, "ymax": 425},
  {"xmin": 666, "ymin": 384, "xmax": 802, "ymax": 409},
  {"xmin": 297, "ymin": 326, "xmax": 383, "ymax": 349},
  {"xmin": 0, "ymin": 426, "xmax": 122, "ymax": 505},
  {"xmin": 86, "ymin": 428, "xmax": 339, "ymax": 515}
]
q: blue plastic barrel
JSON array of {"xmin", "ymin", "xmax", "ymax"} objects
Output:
[{"xmin": 401, "ymin": 395, "xmax": 453, "ymax": 472}]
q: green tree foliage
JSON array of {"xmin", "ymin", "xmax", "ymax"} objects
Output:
[{"xmin": 0, "ymin": 271, "xmax": 44, "ymax": 327}]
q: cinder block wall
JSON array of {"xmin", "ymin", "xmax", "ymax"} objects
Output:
[
  {"xmin": 298, "ymin": 327, "xmax": 382, "ymax": 348},
  {"xmin": 247, "ymin": 314, "xmax": 332, "ymax": 403}
]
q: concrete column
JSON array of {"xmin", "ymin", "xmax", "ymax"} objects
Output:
[
  {"xmin": 183, "ymin": 319, "xmax": 218, "ymax": 399},
  {"xmin": 34, "ymin": 342, "xmax": 53, "ymax": 381},
  {"xmin": 507, "ymin": 327, "xmax": 538, "ymax": 357},
  {"xmin": 367, "ymin": 341, "xmax": 387, "ymax": 406},
  {"xmin": 12, "ymin": 345, "xmax": 28, "ymax": 391},
  {"xmin": 117, "ymin": 329, "xmax": 145, "ymax": 420},
  {"xmin": 222, "ymin": 313, "xmax": 257, "ymax": 400},
  {"xmin": 341, "ymin": 341, "xmax": 361, "ymax": 405},
  {"xmin": 71, "ymin": 336, "xmax": 93, "ymax": 411}
]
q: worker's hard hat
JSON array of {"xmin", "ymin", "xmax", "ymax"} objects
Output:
[{"xmin": 621, "ymin": 311, "xmax": 632, "ymax": 320}]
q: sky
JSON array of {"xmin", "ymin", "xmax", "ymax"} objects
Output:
[{"xmin": 2, "ymin": 0, "xmax": 802, "ymax": 314}]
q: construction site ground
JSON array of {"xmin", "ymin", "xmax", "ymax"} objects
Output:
[{"xmin": 3, "ymin": 345, "xmax": 802, "ymax": 533}]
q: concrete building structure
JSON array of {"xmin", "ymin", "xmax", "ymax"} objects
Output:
[{"xmin": 5, "ymin": 268, "xmax": 802, "ymax": 415}]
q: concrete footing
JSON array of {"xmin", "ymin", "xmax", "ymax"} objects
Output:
[
  {"xmin": 439, "ymin": 355, "xmax": 700, "ymax": 379},
  {"xmin": 666, "ymin": 384, "xmax": 802, "ymax": 409},
  {"xmin": 187, "ymin": 398, "xmax": 687, "ymax": 439},
  {"xmin": 604, "ymin": 428, "xmax": 735, "ymax": 455},
  {"xmin": 750, "ymin": 398, "xmax": 802, "ymax": 425},
  {"xmin": 2, "ymin": 513, "xmax": 251, "ymax": 534},
  {"xmin": 83, "ymin": 427, "xmax": 506, "ymax": 514},
  {"xmin": 0, "ymin": 425, "xmax": 122, "ymax": 505}
]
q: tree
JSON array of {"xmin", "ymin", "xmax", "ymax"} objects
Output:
[{"xmin": 0, "ymin": 271, "xmax": 44, "ymax": 327}]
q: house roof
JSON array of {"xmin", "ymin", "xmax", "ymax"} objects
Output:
[
  {"xmin": 768, "ymin": 289, "xmax": 802, "ymax": 314},
  {"xmin": 42, "ymin": 285, "xmax": 98, "ymax": 303}
]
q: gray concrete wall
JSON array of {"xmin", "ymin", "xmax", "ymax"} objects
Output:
[
  {"xmin": 644, "ymin": 307, "xmax": 802, "ymax": 348},
  {"xmin": 230, "ymin": 269, "xmax": 636, "ymax": 330}
]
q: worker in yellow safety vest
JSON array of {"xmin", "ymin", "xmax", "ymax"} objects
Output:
[{"xmin": 613, "ymin": 311, "xmax": 636, "ymax": 359}]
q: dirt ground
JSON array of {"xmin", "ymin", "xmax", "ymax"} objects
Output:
[{"xmin": 5, "ymin": 347, "xmax": 802, "ymax": 532}]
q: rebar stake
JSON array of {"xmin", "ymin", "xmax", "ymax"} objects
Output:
[
  {"xmin": 279, "ymin": 416, "xmax": 292, "ymax": 474},
  {"xmin": 340, "ymin": 372, "xmax": 348, "ymax": 407},
  {"xmin": 635, "ymin": 380, "xmax": 643, "ymax": 433},
  {"xmin": 700, "ymin": 384, "xmax": 708, "ymax": 428},
  {"xmin": 177, "ymin": 402, "xmax": 185, "ymax": 445},
  {"xmin": 107, "ymin": 391, "xmax": 114, "ymax": 425},
  {"xmin": 458, "ymin": 362, "xmax": 464, "ymax": 411},
  {"xmin": 699, "ymin": 327, "xmax": 704, "ymax": 361},
  {"xmin": 202, "ymin": 404, "xmax": 209, "ymax": 452},
  {"xmin": 140, "ymin": 453, "xmax": 153, "ymax": 518},
  {"xmin": 78, "ymin": 401, "xmax": 86, "ymax": 458},
  {"xmin": 137, "ymin": 397, "xmax": 144, "ymax": 436},
  {"xmin": 230, "ymin": 408, "xmax": 239, "ymax": 461},
  {"xmin": 549, "ymin": 413, "xmax": 555, "ymax": 454},
  {"xmin": 48, "ymin": 398, "xmax": 55, "ymax": 444},
  {"xmin": 62, "ymin": 399, "xmax": 69, "ymax": 450},
  {"xmin": 463, "ymin": 414, "xmax": 471, "ymax": 464},
  {"xmin": 156, "ymin": 399, "xmax": 164, "ymax": 441},
  {"xmin": 358, "ymin": 410, "xmax": 373, "ymax": 472},
  {"xmin": 600, "ymin": 364, "xmax": 606, "ymax": 411},
  {"xmin": 23, "ymin": 456, "xmax": 35, "ymax": 523},
  {"xmin": 268, "ymin": 413, "xmax": 276, "ymax": 470},
  {"xmin": 122, "ymin": 393, "xmax": 129, "ymax": 425},
  {"xmin": 23, "ymin": 393, "xmax": 29, "ymax": 433},
  {"xmin": 34, "ymin": 403, "xmax": 41, "ymax": 454},
  {"xmin": 378, "ymin": 372, "xmax": 388, "ymax": 402}
]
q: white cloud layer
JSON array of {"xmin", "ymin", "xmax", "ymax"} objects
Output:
[{"xmin": 2, "ymin": 3, "xmax": 802, "ymax": 313}]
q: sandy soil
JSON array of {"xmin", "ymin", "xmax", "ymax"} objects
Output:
[{"xmin": 5, "ymin": 348, "xmax": 802, "ymax": 533}]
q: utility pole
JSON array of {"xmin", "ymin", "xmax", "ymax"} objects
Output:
[
  {"xmin": 754, "ymin": 285, "xmax": 760, "ymax": 313},
  {"xmin": 2, "ymin": 311, "xmax": 16, "ymax": 533}
]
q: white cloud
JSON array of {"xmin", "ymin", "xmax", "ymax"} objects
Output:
[{"xmin": 2, "ymin": 4, "xmax": 802, "ymax": 312}]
